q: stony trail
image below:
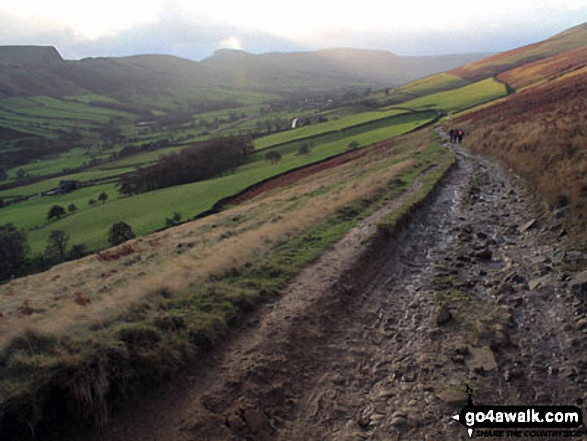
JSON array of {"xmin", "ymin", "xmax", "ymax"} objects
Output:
[{"xmin": 83, "ymin": 136, "xmax": 587, "ymax": 441}]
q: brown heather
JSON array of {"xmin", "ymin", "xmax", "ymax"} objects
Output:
[{"xmin": 454, "ymin": 67, "xmax": 587, "ymax": 232}]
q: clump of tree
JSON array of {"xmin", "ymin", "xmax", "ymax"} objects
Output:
[
  {"xmin": 0, "ymin": 224, "xmax": 29, "ymax": 281},
  {"xmin": 108, "ymin": 222, "xmax": 135, "ymax": 246},
  {"xmin": 118, "ymin": 136, "xmax": 253, "ymax": 196}
]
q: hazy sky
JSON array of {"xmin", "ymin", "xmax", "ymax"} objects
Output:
[{"xmin": 1, "ymin": 0, "xmax": 586, "ymax": 60}]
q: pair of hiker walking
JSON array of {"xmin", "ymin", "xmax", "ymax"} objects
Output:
[{"xmin": 449, "ymin": 128, "xmax": 465, "ymax": 143}]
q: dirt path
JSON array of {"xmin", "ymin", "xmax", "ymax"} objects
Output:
[{"xmin": 81, "ymin": 134, "xmax": 587, "ymax": 441}]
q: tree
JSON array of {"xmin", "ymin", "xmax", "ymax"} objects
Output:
[
  {"xmin": 0, "ymin": 168, "xmax": 7, "ymax": 181},
  {"xmin": 16, "ymin": 168, "xmax": 26, "ymax": 180},
  {"xmin": 68, "ymin": 203, "xmax": 78, "ymax": 213},
  {"xmin": 88, "ymin": 199, "xmax": 97, "ymax": 207},
  {"xmin": 264, "ymin": 151, "xmax": 282, "ymax": 164},
  {"xmin": 45, "ymin": 230, "xmax": 69, "ymax": 262},
  {"xmin": 0, "ymin": 224, "xmax": 29, "ymax": 281},
  {"xmin": 98, "ymin": 191, "xmax": 108, "ymax": 204},
  {"xmin": 68, "ymin": 243, "xmax": 87, "ymax": 260},
  {"xmin": 47, "ymin": 205, "xmax": 66, "ymax": 221},
  {"xmin": 108, "ymin": 222, "xmax": 135, "ymax": 246}
]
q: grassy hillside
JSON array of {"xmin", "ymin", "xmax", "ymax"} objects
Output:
[
  {"xmin": 201, "ymin": 48, "xmax": 488, "ymax": 92},
  {"xmin": 0, "ymin": 127, "xmax": 454, "ymax": 438},
  {"xmin": 1, "ymin": 112, "xmax": 436, "ymax": 255},
  {"xmin": 0, "ymin": 46, "xmax": 488, "ymax": 102},
  {"xmin": 396, "ymin": 78, "xmax": 507, "ymax": 114},
  {"xmin": 498, "ymin": 46, "xmax": 587, "ymax": 90},
  {"xmin": 449, "ymin": 22, "xmax": 587, "ymax": 81}
]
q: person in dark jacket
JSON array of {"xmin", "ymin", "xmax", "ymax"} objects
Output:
[{"xmin": 449, "ymin": 129, "xmax": 455, "ymax": 143}]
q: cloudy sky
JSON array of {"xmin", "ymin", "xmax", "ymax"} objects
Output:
[{"xmin": 1, "ymin": 0, "xmax": 586, "ymax": 60}]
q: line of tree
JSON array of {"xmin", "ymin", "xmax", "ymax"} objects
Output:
[
  {"xmin": 0, "ymin": 220, "xmax": 135, "ymax": 281},
  {"xmin": 118, "ymin": 136, "xmax": 254, "ymax": 196}
]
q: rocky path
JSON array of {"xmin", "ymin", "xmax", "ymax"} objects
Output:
[{"xmin": 86, "ymin": 136, "xmax": 587, "ymax": 441}]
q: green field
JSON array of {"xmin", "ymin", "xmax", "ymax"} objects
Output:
[
  {"xmin": 0, "ymin": 72, "xmax": 509, "ymax": 259},
  {"xmin": 253, "ymin": 108, "xmax": 407, "ymax": 149},
  {"xmin": 396, "ymin": 73, "xmax": 470, "ymax": 96},
  {"xmin": 0, "ymin": 96, "xmax": 136, "ymax": 138},
  {"xmin": 1, "ymin": 112, "xmax": 435, "ymax": 254},
  {"xmin": 393, "ymin": 78, "xmax": 507, "ymax": 113}
]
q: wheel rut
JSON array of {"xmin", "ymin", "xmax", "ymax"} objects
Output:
[{"xmin": 82, "ymin": 135, "xmax": 587, "ymax": 441}]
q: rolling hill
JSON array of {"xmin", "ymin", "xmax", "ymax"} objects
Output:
[{"xmin": 0, "ymin": 46, "xmax": 488, "ymax": 99}]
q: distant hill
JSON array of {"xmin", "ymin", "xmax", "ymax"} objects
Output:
[
  {"xmin": 0, "ymin": 45, "xmax": 489, "ymax": 100},
  {"xmin": 0, "ymin": 46, "xmax": 63, "ymax": 65},
  {"xmin": 198, "ymin": 48, "xmax": 488, "ymax": 94},
  {"xmin": 450, "ymin": 22, "xmax": 587, "ymax": 81}
]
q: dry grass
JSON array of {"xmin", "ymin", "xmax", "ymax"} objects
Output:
[
  {"xmin": 0, "ymin": 128, "xmax": 453, "ymax": 438},
  {"xmin": 498, "ymin": 46, "xmax": 587, "ymax": 90},
  {"xmin": 0, "ymin": 134, "xmax": 425, "ymax": 350}
]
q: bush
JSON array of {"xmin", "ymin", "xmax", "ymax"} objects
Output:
[
  {"xmin": 264, "ymin": 151, "xmax": 282, "ymax": 164},
  {"xmin": 297, "ymin": 143, "xmax": 311, "ymax": 155},
  {"xmin": 165, "ymin": 212, "xmax": 182, "ymax": 227},
  {"xmin": 348, "ymin": 140, "xmax": 360, "ymax": 150}
]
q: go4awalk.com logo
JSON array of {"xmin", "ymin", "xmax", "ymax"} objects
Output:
[{"xmin": 451, "ymin": 386, "xmax": 584, "ymax": 438}]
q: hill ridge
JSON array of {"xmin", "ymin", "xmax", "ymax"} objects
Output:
[{"xmin": 0, "ymin": 45, "xmax": 63, "ymax": 65}]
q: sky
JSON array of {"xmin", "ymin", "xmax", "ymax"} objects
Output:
[{"xmin": 1, "ymin": 0, "xmax": 586, "ymax": 60}]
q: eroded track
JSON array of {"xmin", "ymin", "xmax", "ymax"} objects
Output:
[{"xmin": 85, "ymin": 137, "xmax": 587, "ymax": 441}]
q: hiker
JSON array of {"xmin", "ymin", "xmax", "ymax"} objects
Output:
[
  {"xmin": 449, "ymin": 128, "xmax": 455, "ymax": 143},
  {"xmin": 457, "ymin": 129, "xmax": 464, "ymax": 143}
]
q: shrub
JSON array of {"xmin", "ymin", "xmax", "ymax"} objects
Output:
[{"xmin": 264, "ymin": 151, "xmax": 282, "ymax": 164}]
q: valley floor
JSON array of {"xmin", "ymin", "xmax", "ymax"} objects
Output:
[{"xmin": 76, "ymin": 135, "xmax": 587, "ymax": 441}]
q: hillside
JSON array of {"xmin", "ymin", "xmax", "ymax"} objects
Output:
[
  {"xmin": 1, "ymin": 23, "xmax": 587, "ymax": 440},
  {"xmin": 453, "ymin": 65, "xmax": 587, "ymax": 234},
  {"xmin": 449, "ymin": 22, "xmax": 587, "ymax": 81},
  {"xmin": 199, "ymin": 48, "xmax": 488, "ymax": 93},
  {"xmin": 0, "ymin": 46, "xmax": 489, "ymax": 99}
]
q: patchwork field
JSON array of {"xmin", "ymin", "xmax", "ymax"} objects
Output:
[{"xmin": 1, "ymin": 112, "xmax": 436, "ymax": 255}]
